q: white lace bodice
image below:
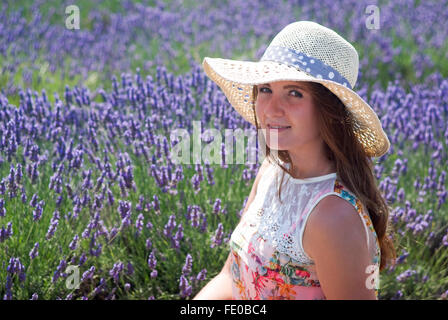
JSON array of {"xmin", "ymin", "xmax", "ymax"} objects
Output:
[{"xmin": 229, "ymin": 160, "xmax": 379, "ymax": 270}]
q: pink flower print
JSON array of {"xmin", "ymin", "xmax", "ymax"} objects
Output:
[
  {"xmin": 251, "ymin": 271, "xmax": 268, "ymax": 297},
  {"xmin": 278, "ymin": 282, "xmax": 297, "ymax": 299},
  {"xmin": 247, "ymin": 242, "xmax": 263, "ymax": 266},
  {"xmin": 295, "ymin": 269, "xmax": 310, "ymax": 278},
  {"xmin": 266, "ymin": 269, "xmax": 285, "ymax": 284},
  {"xmin": 235, "ymin": 279, "xmax": 245, "ymax": 297}
]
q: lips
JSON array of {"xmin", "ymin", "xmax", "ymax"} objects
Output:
[
  {"xmin": 267, "ymin": 124, "xmax": 291, "ymax": 129},
  {"xmin": 267, "ymin": 123, "xmax": 291, "ymax": 133}
]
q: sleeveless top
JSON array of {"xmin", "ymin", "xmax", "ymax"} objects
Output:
[{"xmin": 229, "ymin": 160, "xmax": 381, "ymax": 300}]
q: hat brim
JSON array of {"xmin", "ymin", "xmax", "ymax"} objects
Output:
[{"xmin": 202, "ymin": 57, "xmax": 390, "ymax": 158}]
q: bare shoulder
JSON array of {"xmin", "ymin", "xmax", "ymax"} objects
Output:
[
  {"xmin": 303, "ymin": 195, "xmax": 366, "ymax": 259},
  {"xmin": 302, "ymin": 195, "xmax": 376, "ymax": 299}
]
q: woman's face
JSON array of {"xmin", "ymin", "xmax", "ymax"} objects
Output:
[{"xmin": 255, "ymin": 81, "xmax": 321, "ymax": 151}]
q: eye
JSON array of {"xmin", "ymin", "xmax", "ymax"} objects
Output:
[
  {"xmin": 290, "ymin": 90, "xmax": 303, "ymax": 98},
  {"xmin": 258, "ymin": 86, "xmax": 271, "ymax": 94}
]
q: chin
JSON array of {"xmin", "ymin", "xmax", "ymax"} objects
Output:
[{"xmin": 266, "ymin": 144, "xmax": 289, "ymax": 151}]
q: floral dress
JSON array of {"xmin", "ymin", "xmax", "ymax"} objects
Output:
[{"xmin": 229, "ymin": 160, "xmax": 380, "ymax": 300}]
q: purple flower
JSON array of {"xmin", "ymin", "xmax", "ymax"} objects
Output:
[
  {"xmin": 30, "ymin": 163, "xmax": 39, "ymax": 184},
  {"xmin": 191, "ymin": 174, "xmax": 201, "ymax": 193},
  {"xmin": 441, "ymin": 290, "xmax": 448, "ymax": 300},
  {"xmin": 122, "ymin": 165, "xmax": 136, "ymax": 191},
  {"xmin": 69, "ymin": 234, "xmax": 79, "ymax": 250},
  {"xmin": 212, "ymin": 198, "xmax": 222, "ymax": 215},
  {"xmin": 127, "ymin": 262, "xmax": 134, "ymax": 276},
  {"xmin": 397, "ymin": 249, "xmax": 409, "ymax": 264},
  {"xmin": 109, "ymin": 262, "xmax": 124, "ymax": 284},
  {"xmin": 7, "ymin": 165, "xmax": 18, "ymax": 199},
  {"xmin": 135, "ymin": 213, "xmax": 144, "ymax": 237},
  {"xmin": 163, "ymin": 215, "xmax": 176, "ymax": 238},
  {"xmin": 29, "ymin": 242, "xmax": 39, "ymax": 259},
  {"xmin": 7, "ymin": 257, "xmax": 26, "ymax": 283},
  {"xmin": 108, "ymin": 227, "xmax": 119, "ymax": 242},
  {"xmin": 21, "ymin": 187, "xmax": 27, "ymax": 204},
  {"xmin": 151, "ymin": 165, "xmax": 163, "ymax": 188},
  {"xmin": 172, "ymin": 223, "xmax": 184, "ymax": 249},
  {"xmin": 146, "ymin": 238, "xmax": 152, "ymax": 250},
  {"xmin": 52, "ymin": 258, "xmax": 67, "ymax": 283},
  {"xmin": 148, "ymin": 251, "xmax": 157, "ymax": 270},
  {"xmin": 205, "ymin": 162, "xmax": 215, "ymax": 185},
  {"xmin": 4, "ymin": 275, "xmax": 13, "ymax": 300},
  {"xmin": 210, "ymin": 223, "xmax": 224, "ymax": 248},
  {"xmin": 118, "ymin": 200, "xmax": 132, "ymax": 219},
  {"xmin": 81, "ymin": 266, "xmax": 95, "ymax": 282},
  {"xmin": 182, "ymin": 254, "xmax": 193, "ymax": 276},
  {"xmin": 0, "ymin": 222, "xmax": 13, "ymax": 243},
  {"xmin": 438, "ymin": 190, "xmax": 447, "ymax": 210},
  {"xmin": 392, "ymin": 290, "xmax": 403, "ymax": 300},
  {"xmin": 89, "ymin": 236, "xmax": 103, "ymax": 257},
  {"xmin": 33, "ymin": 200, "xmax": 45, "ymax": 221},
  {"xmin": 442, "ymin": 233, "xmax": 448, "ymax": 247},
  {"xmin": 93, "ymin": 278, "xmax": 106, "ymax": 296},
  {"xmin": 396, "ymin": 269, "xmax": 417, "ymax": 282},
  {"xmin": 195, "ymin": 164, "xmax": 204, "ymax": 182},
  {"xmin": 136, "ymin": 195, "xmax": 145, "ymax": 212},
  {"xmin": 118, "ymin": 176, "xmax": 129, "ymax": 198},
  {"xmin": 0, "ymin": 179, "xmax": 5, "ymax": 196},
  {"xmin": 106, "ymin": 188, "xmax": 115, "ymax": 206},
  {"xmin": 152, "ymin": 194, "xmax": 160, "ymax": 213},
  {"xmin": 188, "ymin": 205, "xmax": 201, "ymax": 228},
  {"xmin": 0, "ymin": 198, "xmax": 6, "ymax": 217},
  {"xmin": 200, "ymin": 213, "xmax": 208, "ymax": 233},
  {"xmin": 46, "ymin": 210, "xmax": 60, "ymax": 239},
  {"xmin": 79, "ymin": 253, "xmax": 87, "ymax": 266},
  {"xmin": 196, "ymin": 269, "xmax": 207, "ymax": 282},
  {"xmin": 179, "ymin": 275, "xmax": 192, "ymax": 298}
]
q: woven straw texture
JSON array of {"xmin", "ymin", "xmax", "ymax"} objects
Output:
[{"xmin": 202, "ymin": 21, "xmax": 390, "ymax": 158}]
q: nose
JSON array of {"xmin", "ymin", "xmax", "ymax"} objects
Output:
[{"xmin": 262, "ymin": 93, "xmax": 285, "ymax": 118}]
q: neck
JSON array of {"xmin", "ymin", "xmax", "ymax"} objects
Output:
[{"xmin": 287, "ymin": 142, "xmax": 336, "ymax": 179}]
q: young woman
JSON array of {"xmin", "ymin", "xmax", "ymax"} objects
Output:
[{"xmin": 194, "ymin": 21, "xmax": 396, "ymax": 300}]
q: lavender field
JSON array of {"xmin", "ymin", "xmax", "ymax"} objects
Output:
[{"xmin": 0, "ymin": 0, "xmax": 447, "ymax": 300}]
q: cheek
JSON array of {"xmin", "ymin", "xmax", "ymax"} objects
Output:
[
  {"xmin": 290, "ymin": 109, "xmax": 319, "ymax": 136},
  {"xmin": 254, "ymin": 97, "xmax": 264, "ymax": 110},
  {"xmin": 254, "ymin": 100, "xmax": 264, "ymax": 122}
]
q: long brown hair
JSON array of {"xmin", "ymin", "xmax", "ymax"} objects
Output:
[{"xmin": 252, "ymin": 81, "xmax": 397, "ymax": 272}]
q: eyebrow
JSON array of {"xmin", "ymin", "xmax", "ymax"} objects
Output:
[{"xmin": 259, "ymin": 83, "xmax": 307, "ymax": 91}]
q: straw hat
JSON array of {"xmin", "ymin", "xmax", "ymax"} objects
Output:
[{"xmin": 202, "ymin": 21, "xmax": 390, "ymax": 158}]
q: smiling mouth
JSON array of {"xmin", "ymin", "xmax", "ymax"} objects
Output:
[
  {"xmin": 267, "ymin": 124, "xmax": 292, "ymax": 129},
  {"xmin": 267, "ymin": 126, "xmax": 291, "ymax": 133}
]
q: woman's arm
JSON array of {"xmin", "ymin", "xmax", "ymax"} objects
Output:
[
  {"xmin": 303, "ymin": 195, "xmax": 378, "ymax": 300},
  {"xmin": 193, "ymin": 253, "xmax": 234, "ymax": 300},
  {"xmin": 193, "ymin": 158, "xmax": 271, "ymax": 300}
]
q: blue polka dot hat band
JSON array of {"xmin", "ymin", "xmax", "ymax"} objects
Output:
[{"xmin": 260, "ymin": 45, "xmax": 352, "ymax": 90}]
